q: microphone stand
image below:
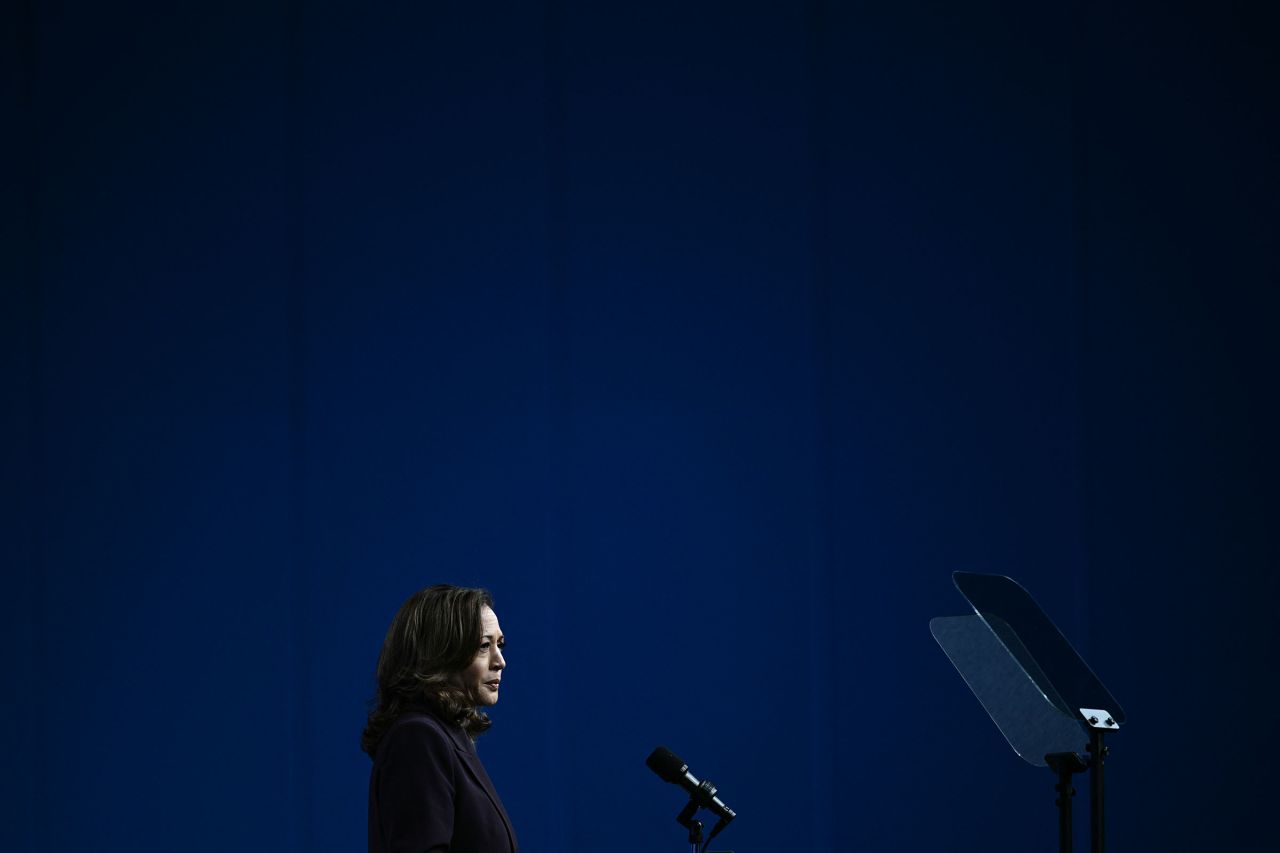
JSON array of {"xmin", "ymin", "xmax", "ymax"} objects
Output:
[{"xmin": 675, "ymin": 798, "xmax": 702, "ymax": 853}]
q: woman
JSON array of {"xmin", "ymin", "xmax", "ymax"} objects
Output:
[{"xmin": 363, "ymin": 584, "xmax": 519, "ymax": 853}]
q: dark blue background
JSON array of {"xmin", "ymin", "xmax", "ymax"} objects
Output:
[{"xmin": 4, "ymin": 1, "xmax": 1277, "ymax": 851}]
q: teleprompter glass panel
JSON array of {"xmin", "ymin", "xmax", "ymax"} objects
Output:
[
  {"xmin": 930, "ymin": 615, "xmax": 1088, "ymax": 766},
  {"xmin": 953, "ymin": 572, "xmax": 1126, "ymax": 725}
]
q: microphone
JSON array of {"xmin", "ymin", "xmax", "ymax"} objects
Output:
[{"xmin": 645, "ymin": 746, "xmax": 737, "ymax": 824}]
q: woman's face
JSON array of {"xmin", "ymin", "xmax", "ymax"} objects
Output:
[{"xmin": 459, "ymin": 605, "xmax": 506, "ymax": 706}]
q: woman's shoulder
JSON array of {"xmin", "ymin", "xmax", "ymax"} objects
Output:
[{"xmin": 379, "ymin": 710, "xmax": 468, "ymax": 757}]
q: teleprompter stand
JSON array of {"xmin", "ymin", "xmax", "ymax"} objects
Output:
[{"xmin": 930, "ymin": 572, "xmax": 1125, "ymax": 853}]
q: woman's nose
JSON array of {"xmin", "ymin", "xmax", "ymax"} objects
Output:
[{"xmin": 492, "ymin": 647, "xmax": 506, "ymax": 669}]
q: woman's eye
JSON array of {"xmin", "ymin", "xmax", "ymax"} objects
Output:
[{"xmin": 479, "ymin": 642, "xmax": 491, "ymax": 652}]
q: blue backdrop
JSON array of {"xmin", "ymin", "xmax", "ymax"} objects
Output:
[{"xmin": 4, "ymin": 1, "xmax": 1277, "ymax": 852}]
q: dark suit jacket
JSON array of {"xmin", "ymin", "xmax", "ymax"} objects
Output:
[{"xmin": 368, "ymin": 711, "xmax": 519, "ymax": 853}]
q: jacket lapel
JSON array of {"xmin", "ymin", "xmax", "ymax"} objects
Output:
[{"xmin": 451, "ymin": 735, "xmax": 518, "ymax": 852}]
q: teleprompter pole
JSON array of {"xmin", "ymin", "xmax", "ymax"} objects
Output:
[
  {"xmin": 1045, "ymin": 752, "xmax": 1088, "ymax": 853},
  {"xmin": 1088, "ymin": 727, "xmax": 1107, "ymax": 853}
]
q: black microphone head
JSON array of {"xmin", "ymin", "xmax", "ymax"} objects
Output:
[{"xmin": 645, "ymin": 746, "xmax": 687, "ymax": 782}]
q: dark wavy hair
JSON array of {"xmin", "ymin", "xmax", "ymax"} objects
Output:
[{"xmin": 361, "ymin": 584, "xmax": 495, "ymax": 757}]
